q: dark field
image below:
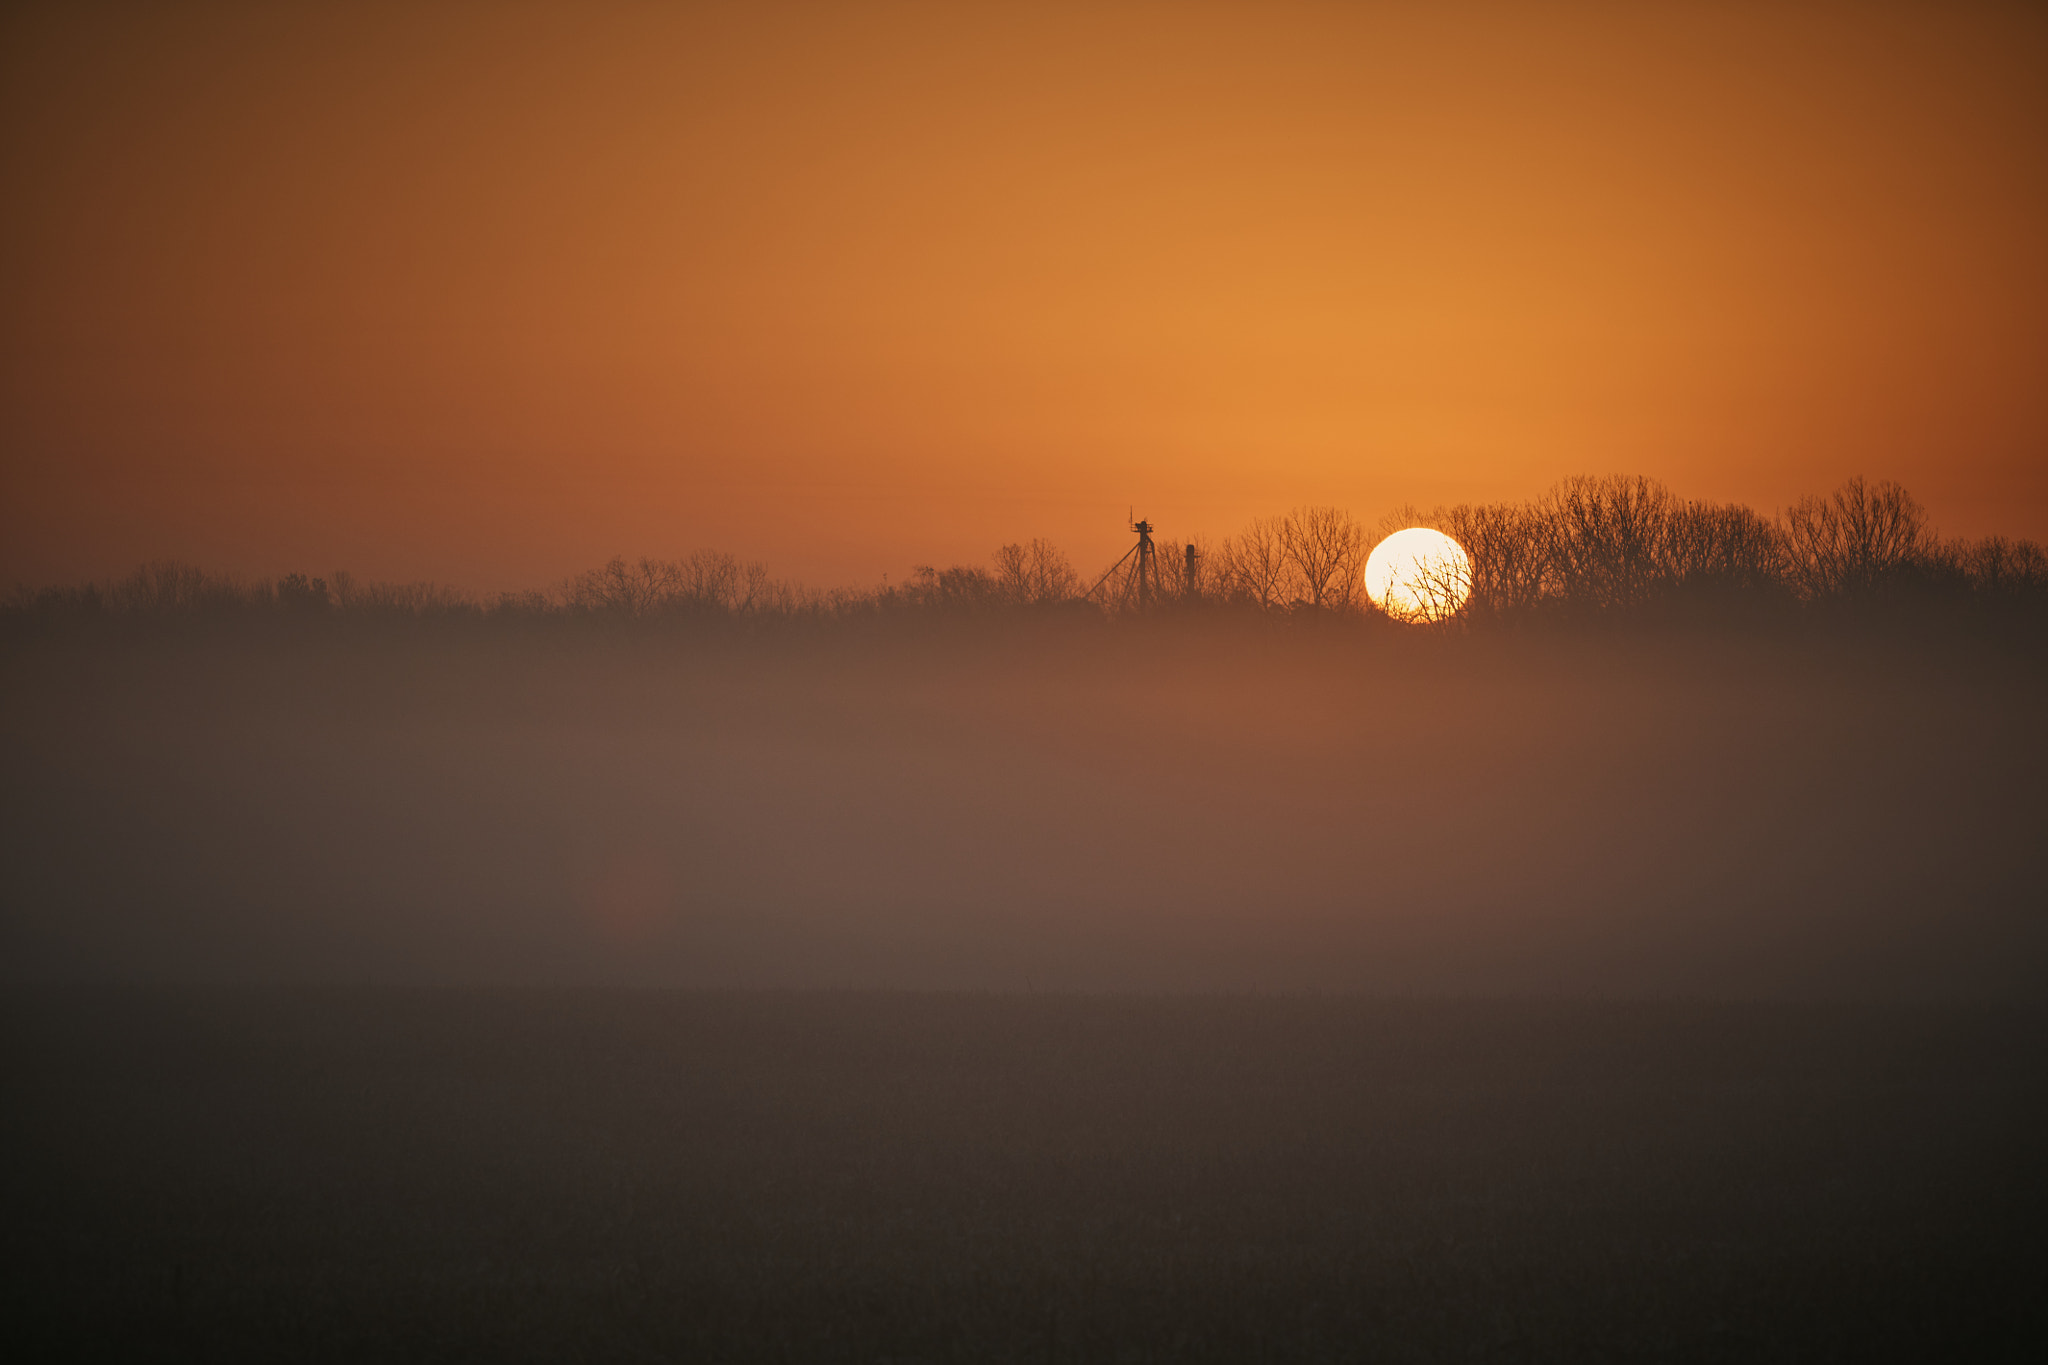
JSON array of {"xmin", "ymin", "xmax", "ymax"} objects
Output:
[{"xmin": 5, "ymin": 991, "xmax": 2046, "ymax": 1362}]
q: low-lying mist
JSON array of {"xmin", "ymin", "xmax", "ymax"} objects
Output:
[{"xmin": 4, "ymin": 607, "xmax": 2041, "ymax": 998}]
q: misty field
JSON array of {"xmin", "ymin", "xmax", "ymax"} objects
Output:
[
  {"xmin": 4, "ymin": 991, "xmax": 2045, "ymax": 1362},
  {"xmin": 3, "ymin": 607, "xmax": 2043, "ymax": 996}
]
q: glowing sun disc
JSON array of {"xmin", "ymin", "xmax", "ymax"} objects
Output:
[{"xmin": 1364, "ymin": 528, "xmax": 1473, "ymax": 621}]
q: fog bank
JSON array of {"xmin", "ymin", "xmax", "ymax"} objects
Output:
[{"xmin": 4, "ymin": 615, "xmax": 2041, "ymax": 997}]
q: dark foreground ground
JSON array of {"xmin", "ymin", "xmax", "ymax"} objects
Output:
[{"xmin": 4, "ymin": 993, "xmax": 2045, "ymax": 1363}]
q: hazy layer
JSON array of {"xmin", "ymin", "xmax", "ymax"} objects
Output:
[{"xmin": 4, "ymin": 615, "xmax": 2041, "ymax": 996}]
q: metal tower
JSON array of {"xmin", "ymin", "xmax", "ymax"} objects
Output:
[{"xmin": 1082, "ymin": 511, "xmax": 1163, "ymax": 613}]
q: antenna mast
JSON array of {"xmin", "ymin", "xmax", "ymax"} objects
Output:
[
  {"xmin": 1131, "ymin": 511, "xmax": 1156, "ymax": 610},
  {"xmin": 1082, "ymin": 511, "xmax": 1163, "ymax": 613}
]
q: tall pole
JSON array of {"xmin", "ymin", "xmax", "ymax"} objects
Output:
[{"xmin": 1132, "ymin": 518, "xmax": 1155, "ymax": 610}]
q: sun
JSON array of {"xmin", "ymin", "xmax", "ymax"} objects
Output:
[{"xmin": 1364, "ymin": 528, "xmax": 1473, "ymax": 622}]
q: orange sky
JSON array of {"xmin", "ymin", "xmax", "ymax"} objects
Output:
[{"xmin": 4, "ymin": 1, "xmax": 2045, "ymax": 591}]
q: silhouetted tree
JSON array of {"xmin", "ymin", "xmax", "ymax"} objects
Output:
[
  {"xmin": 562, "ymin": 552, "xmax": 795, "ymax": 617},
  {"xmin": 1662, "ymin": 501, "xmax": 1789, "ymax": 598},
  {"xmin": 276, "ymin": 574, "xmax": 332, "ymax": 612},
  {"xmin": 1948, "ymin": 535, "xmax": 2048, "ymax": 598},
  {"xmin": 328, "ymin": 571, "xmax": 471, "ymax": 615},
  {"xmin": 991, "ymin": 539, "xmax": 1080, "ymax": 606},
  {"xmin": 1538, "ymin": 475, "xmax": 1677, "ymax": 612},
  {"xmin": 902, "ymin": 564, "xmax": 1001, "ymax": 611},
  {"xmin": 1278, "ymin": 505, "xmax": 1369, "ymax": 609},
  {"xmin": 1213, "ymin": 517, "xmax": 1291, "ymax": 609},
  {"xmin": 96, "ymin": 562, "xmax": 258, "ymax": 614},
  {"xmin": 1428, "ymin": 503, "xmax": 1551, "ymax": 621},
  {"xmin": 1783, "ymin": 477, "xmax": 1929, "ymax": 599}
]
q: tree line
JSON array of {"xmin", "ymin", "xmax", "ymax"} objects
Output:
[{"xmin": 9, "ymin": 476, "xmax": 2044, "ymax": 630}]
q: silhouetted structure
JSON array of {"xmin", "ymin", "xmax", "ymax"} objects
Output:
[{"xmin": 1083, "ymin": 513, "xmax": 1161, "ymax": 614}]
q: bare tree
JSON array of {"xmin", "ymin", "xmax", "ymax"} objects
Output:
[
  {"xmin": 1951, "ymin": 535, "xmax": 2048, "ymax": 597},
  {"xmin": 1392, "ymin": 541, "xmax": 1475, "ymax": 624},
  {"xmin": 675, "ymin": 551, "xmax": 740, "ymax": 609},
  {"xmin": 1663, "ymin": 501, "xmax": 1787, "ymax": 596},
  {"xmin": 1213, "ymin": 516, "xmax": 1291, "ymax": 608},
  {"xmin": 1538, "ymin": 475, "xmax": 1678, "ymax": 611},
  {"xmin": 1429, "ymin": 503, "xmax": 1550, "ymax": 621},
  {"xmin": 1783, "ymin": 477, "xmax": 1930, "ymax": 599},
  {"xmin": 271, "ymin": 573, "xmax": 328, "ymax": 611},
  {"xmin": 107, "ymin": 562, "xmax": 245, "ymax": 614},
  {"xmin": 565, "ymin": 558, "xmax": 667, "ymax": 615},
  {"xmin": 991, "ymin": 539, "xmax": 1080, "ymax": 606},
  {"xmin": 1278, "ymin": 505, "xmax": 1369, "ymax": 609},
  {"xmin": 902, "ymin": 564, "xmax": 1000, "ymax": 610},
  {"xmin": 329, "ymin": 571, "xmax": 472, "ymax": 615},
  {"xmin": 563, "ymin": 552, "xmax": 790, "ymax": 617}
]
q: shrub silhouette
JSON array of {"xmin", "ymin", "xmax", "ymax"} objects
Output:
[
  {"xmin": 563, "ymin": 552, "xmax": 800, "ymax": 618},
  {"xmin": 276, "ymin": 573, "xmax": 331, "ymax": 612}
]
